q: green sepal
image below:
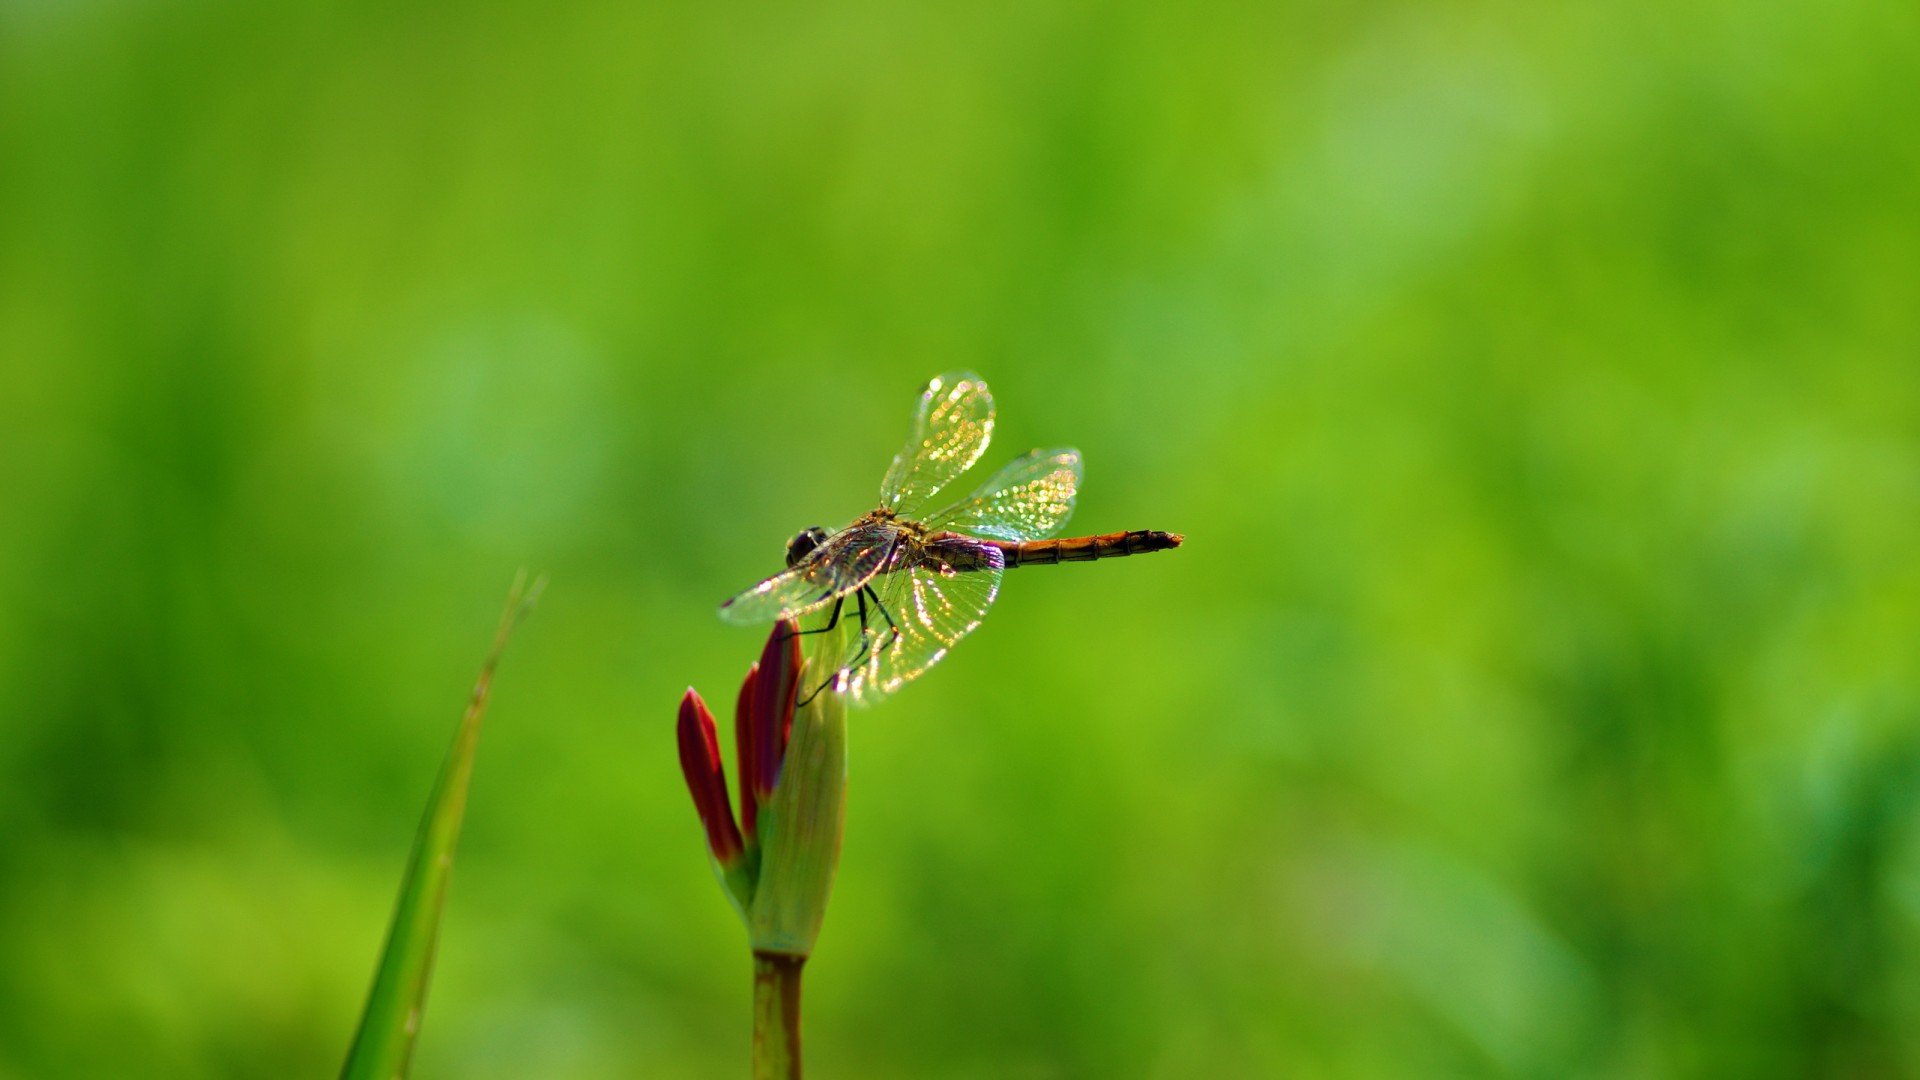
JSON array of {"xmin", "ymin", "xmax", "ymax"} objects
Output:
[
  {"xmin": 746, "ymin": 684, "xmax": 848, "ymax": 957},
  {"xmin": 714, "ymin": 844, "xmax": 761, "ymax": 919}
]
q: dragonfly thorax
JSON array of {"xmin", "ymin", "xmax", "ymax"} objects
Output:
[{"xmin": 785, "ymin": 526, "xmax": 832, "ymax": 568}]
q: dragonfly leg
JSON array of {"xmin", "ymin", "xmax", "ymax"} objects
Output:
[
  {"xmin": 796, "ymin": 590, "xmax": 887, "ymax": 707},
  {"xmin": 796, "ymin": 676, "xmax": 833, "ymax": 708},
  {"xmin": 779, "ymin": 594, "xmax": 845, "ymax": 640},
  {"xmin": 832, "ymin": 589, "xmax": 881, "ymax": 676},
  {"xmin": 793, "ymin": 583, "xmax": 905, "ymax": 706},
  {"xmin": 861, "ymin": 584, "xmax": 903, "ymax": 652},
  {"xmin": 793, "ymin": 593, "xmax": 869, "ymax": 707}
]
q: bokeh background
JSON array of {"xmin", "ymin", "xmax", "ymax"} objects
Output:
[{"xmin": 3, "ymin": 0, "xmax": 1918, "ymax": 1076}]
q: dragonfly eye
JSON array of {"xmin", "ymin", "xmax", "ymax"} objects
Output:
[{"xmin": 785, "ymin": 526, "xmax": 830, "ymax": 567}]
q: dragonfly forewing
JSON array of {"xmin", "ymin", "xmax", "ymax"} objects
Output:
[{"xmin": 718, "ymin": 520, "xmax": 903, "ymax": 624}]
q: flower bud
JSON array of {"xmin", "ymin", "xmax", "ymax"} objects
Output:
[
  {"xmin": 748, "ymin": 623, "xmax": 801, "ymax": 809},
  {"xmin": 677, "ymin": 688, "xmax": 754, "ymax": 912},
  {"xmin": 678, "ymin": 619, "xmax": 846, "ymax": 956},
  {"xmin": 677, "ymin": 689, "xmax": 744, "ymax": 867}
]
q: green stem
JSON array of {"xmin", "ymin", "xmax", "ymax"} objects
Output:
[{"xmin": 752, "ymin": 952, "xmax": 805, "ymax": 1080}]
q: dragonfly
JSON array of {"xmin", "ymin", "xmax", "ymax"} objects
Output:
[{"xmin": 720, "ymin": 371, "xmax": 1183, "ymax": 706}]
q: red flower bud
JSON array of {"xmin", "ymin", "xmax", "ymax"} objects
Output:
[
  {"xmin": 742, "ymin": 620, "xmax": 802, "ymax": 831},
  {"xmin": 677, "ymin": 688, "xmax": 745, "ymax": 866},
  {"xmin": 735, "ymin": 661, "xmax": 761, "ymax": 838},
  {"xmin": 678, "ymin": 617, "xmax": 845, "ymax": 956}
]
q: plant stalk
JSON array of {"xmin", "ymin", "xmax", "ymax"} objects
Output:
[{"xmin": 752, "ymin": 952, "xmax": 805, "ymax": 1080}]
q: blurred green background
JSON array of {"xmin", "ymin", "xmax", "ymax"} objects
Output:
[{"xmin": 2, "ymin": 0, "xmax": 1917, "ymax": 1076}]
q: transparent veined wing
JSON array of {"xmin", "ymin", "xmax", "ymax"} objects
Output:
[
  {"xmin": 718, "ymin": 520, "xmax": 902, "ymax": 624},
  {"xmin": 925, "ymin": 447, "xmax": 1081, "ymax": 542},
  {"xmin": 878, "ymin": 372, "xmax": 995, "ymax": 520},
  {"xmin": 833, "ymin": 535, "xmax": 1004, "ymax": 707}
]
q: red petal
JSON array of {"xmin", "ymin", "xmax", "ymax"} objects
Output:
[
  {"xmin": 751, "ymin": 620, "xmax": 802, "ymax": 802},
  {"xmin": 677, "ymin": 688, "xmax": 744, "ymax": 865},
  {"xmin": 735, "ymin": 662, "xmax": 760, "ymax": 838}
]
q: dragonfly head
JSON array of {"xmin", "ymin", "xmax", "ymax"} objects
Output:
[{"xmin": 785, "ymin": 526, "xmax": 831, "ymax": 568}]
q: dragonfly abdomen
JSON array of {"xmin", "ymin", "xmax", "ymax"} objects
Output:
[{"xmin": 946, "ymin": 529, "xmax": 1183, "ymax": 569}]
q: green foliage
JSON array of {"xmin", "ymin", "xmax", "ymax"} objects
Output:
[{"xmin": 1, "ymin": 0, "xmax": 1917, "ymax": 1076}]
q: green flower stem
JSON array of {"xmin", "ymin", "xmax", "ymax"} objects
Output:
[{"xmin": 752, "ymin": 952, "xmax": 805, "ymax": 1080}]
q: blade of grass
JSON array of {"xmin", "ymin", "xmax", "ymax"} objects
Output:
[{"xmin": 339, "ymin": 571, "xmax": 546, "ymax": 1080}]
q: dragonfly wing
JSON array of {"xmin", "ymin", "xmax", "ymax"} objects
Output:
[
  {"xmin": 878, "ymin": 372, "xmax": 995, "ymax": 520},
  {"xmin": 926, "ymin": 447, "xmax": 1081, "ymax": 541},
  {"xmin": 835, "ymin": 535, "xmax": 1004, "ymax": 706},
  {"xmin": 718, "ymin": 521, "xmax": 902, "ymax": 624}
]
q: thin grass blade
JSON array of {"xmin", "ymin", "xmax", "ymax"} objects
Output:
[{"xmin": 338, "ymin": 572, "xmax": 546, "ymax": 1080}]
